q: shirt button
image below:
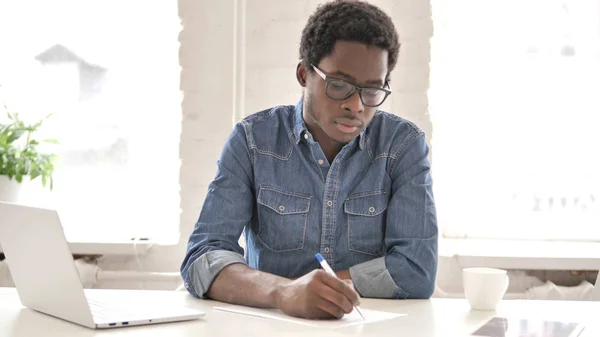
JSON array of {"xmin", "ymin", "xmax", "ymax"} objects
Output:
[
  {"xmin": 304, "ymin": 134, "xmax": 309, "ymax": 140},
  {"xmin": 318, "ymin": 159, "xmax": 324, "ymax": 165},
  {"xmin": 279, "ymin": 205, "xmax": 285, "ymax": 212},
  {"xmin": 184, "ymin": 282, "xmax": 189, "ymax": 289},
  {"xmin": 368, "ymin": 206, "xmax": 375, "ymax": 213},
  {"xmin": 327, "ymin": 200, "xmax": 333, "ymax": 207},
  {"xmin": 324, "ymin": 247, "xmax": 330, "ymax": 253}
]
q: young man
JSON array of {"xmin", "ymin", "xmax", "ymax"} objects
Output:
[{"xmin": 181, "ymin": 0, "xmax": 438, "ymax": 320}]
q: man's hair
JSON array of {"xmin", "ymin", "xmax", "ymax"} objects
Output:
[{"xmin": 299, "ymin": 0, "xmax": 400, "ymax": 75}]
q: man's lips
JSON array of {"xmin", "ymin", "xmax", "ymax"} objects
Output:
[
  {"xmin": 335, "ymin": 121, "xmax": 360, "ymax": 134},
  {"xmin": 335, "ymin": 119, "xmax": 361, "ymax": 127}
]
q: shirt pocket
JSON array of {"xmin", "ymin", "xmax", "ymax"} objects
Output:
[
  {"xmin": 257, "ymin": 187, "xmax": 311, "ymax": 252},
  {"xmin": 344, "ymin": 191, "xmax": 388, "ymax": 256}
]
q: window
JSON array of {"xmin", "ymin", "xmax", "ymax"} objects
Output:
[
  {"xmin": 430, "ymin": 0, "xmax": 600, "ymax": 241},
  {"xmin": 0, "ymin": 1, "xmax": 181, "ymax": 243}
]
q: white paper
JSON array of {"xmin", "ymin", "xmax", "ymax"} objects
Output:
[{"xmin": 213, "ymin": 305, "xmax": 406, "ymax": 329}]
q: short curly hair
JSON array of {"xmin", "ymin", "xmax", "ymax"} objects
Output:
[{"xmin": 299, "ymin": 0, "xmax": 400, "ymax": 75}]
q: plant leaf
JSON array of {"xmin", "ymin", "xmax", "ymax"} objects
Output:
[
  {"xmin": 30, "ymin": 169, "xmax": 40, "ymax": 181},
  {"xmin": 42, "ymin": 138, "xmax": 59, "ymax": 144},
  {"xmin": 7, "ymin": 130, "xmax": 25, "ymax": 143}
]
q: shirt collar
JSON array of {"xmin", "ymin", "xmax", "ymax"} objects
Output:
[
  {"xmin": 293, "ymin": 100, "xmax": 307, "ymax": 144},
  {"xmin": 293, "ymin": 98, "xmax": 366, "ymax": 150}
]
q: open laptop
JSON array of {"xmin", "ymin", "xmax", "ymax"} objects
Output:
[{"xmin": 0, "ymin": 201, "xmax": 205, "ymax": 329}]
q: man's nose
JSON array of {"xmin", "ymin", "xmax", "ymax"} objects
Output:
[{"xmin": 342, "ymin": 91, "xmax": 364, "ymax": 114}]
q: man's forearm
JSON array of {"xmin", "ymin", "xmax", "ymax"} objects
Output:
[{"xmin": 206, "ymin": 263, "xmax": 291, "ymax": 308}]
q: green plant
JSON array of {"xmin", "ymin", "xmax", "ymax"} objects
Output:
[{"xmin": 0, "ymin": 107, "xmax": 58, "ymax": 189}]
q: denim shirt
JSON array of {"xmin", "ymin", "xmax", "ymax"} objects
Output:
[{"xmin": 181, "ymin": 100, "xmax": 438, "ymax": 299}]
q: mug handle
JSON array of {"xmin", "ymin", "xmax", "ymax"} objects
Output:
[{"xmin": 502, "ymin": 274, "xmax": 509, "ymax": 296}]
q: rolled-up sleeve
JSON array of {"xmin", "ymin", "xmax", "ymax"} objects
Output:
[
  {"xmin": 180, "ymin": 123, "xmax": 255, "ymax": 298},
  {"xmin": 349, "ymin": 257, "xmax": 399, "ymax": 298},
  {"xmin": 350, "ymin": 130, "xmax": 438, "ymax": 299},
  {"xmin": 187, "ymin": 250, "xmax": 247, "ymax": 297}
]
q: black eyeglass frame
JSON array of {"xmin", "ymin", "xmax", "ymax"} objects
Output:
[{"xmin": 311, "ymin": 64, "xmax": 392, "ymax": 108}]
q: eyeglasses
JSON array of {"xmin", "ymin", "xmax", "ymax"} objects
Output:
[{"xmin": 311, "ymin": 64, "xmax": 392, "ymax": 108}]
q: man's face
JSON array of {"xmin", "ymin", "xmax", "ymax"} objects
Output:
[{"xmin": 301, "ymin": 41, "xmax": 389, "ymax": 145}]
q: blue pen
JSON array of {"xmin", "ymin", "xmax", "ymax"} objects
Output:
[{"xmin": 315, "ymin": 253, "xmax": 365, "ymax": 320}]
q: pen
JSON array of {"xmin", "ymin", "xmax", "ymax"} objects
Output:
[{"xmin": 315, "ymin": 253, "xmax": 365, "ymax": 320}]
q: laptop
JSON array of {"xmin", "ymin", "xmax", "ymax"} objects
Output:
[{"xmin": 0, "ymin": 201, "xmax": 205, "ymax": 329}]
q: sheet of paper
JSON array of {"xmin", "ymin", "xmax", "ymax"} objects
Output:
[{"xmin": 213, "ymin": 304, "xmax": 406, "ymax": 329}]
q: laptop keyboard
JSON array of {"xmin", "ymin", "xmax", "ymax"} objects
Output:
[{"xmin": 87, "ymin": 298, "xmax": 152, "ymax": 321}]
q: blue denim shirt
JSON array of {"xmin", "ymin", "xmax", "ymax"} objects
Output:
[{"xmin": 181, "ymin": 100, "xmax": 438, "ymax": 299}]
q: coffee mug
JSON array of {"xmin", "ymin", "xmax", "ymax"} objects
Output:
[{"xmin": 463, "ymin": 267, "xmax": 509, "ymax": 311}]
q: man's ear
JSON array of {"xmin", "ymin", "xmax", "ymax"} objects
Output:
[{"xmin": 296, "ymin": 60, "xmax": 307, "ymax": 87}]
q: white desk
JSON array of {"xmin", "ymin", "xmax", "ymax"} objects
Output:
[{"xmin": 1, "ymin": 287, "xmax": 599, "ymax": 337}]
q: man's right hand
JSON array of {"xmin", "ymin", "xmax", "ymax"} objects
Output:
[{"xmin": 273, "ymin": 269, "xmax": 361, "ymax": 320}]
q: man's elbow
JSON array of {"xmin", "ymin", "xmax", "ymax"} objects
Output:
[
  {"xmin": 398, "ymin": 271, "xmax": 436, "ymax": 299},
  {"xmin": 405, "ymin": 279, "xmax": 435, "ymax": 299},
  {"xmin": 397, "ymin": 276, "xmax": 435, "ymax": 299}
]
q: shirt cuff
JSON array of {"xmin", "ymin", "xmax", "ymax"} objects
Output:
[
  {"xmin": 187, "ymin": 250, "xmax": 247, "ymax": 298},
  {"xmin": 349, "ymin": 257, "xmax": 402, "ymax": 299}
]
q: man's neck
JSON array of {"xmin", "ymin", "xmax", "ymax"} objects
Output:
[
  {"xmin": 321, "ymin": 142, "xmax": 343, "ymax": 164},
  {"xmin": 308, "ymin": 126, "xmax": 344, "ymax": 164}
]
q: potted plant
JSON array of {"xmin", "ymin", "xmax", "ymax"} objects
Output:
[{"xmin": 0, "ymin": 107, "xmax": 58, "ymax": 203}]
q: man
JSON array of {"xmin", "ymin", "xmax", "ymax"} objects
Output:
[{"xmin": 181, "ymin": 0, "xmax": 438, "ymax": 320}]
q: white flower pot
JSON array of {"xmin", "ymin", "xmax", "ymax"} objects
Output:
[{"xmin": 0, "ymin": 175, "xmax": 22, "ymax": 203}]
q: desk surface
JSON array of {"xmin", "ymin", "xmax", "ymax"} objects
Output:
[{"xmin": 1, "ymin": 287, "xmax": 599, "ymax": 337}]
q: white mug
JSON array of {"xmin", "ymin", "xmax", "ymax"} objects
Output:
[{"xmin": 463, "ymin": 267, "xmax": 509, "ymax": 311}]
